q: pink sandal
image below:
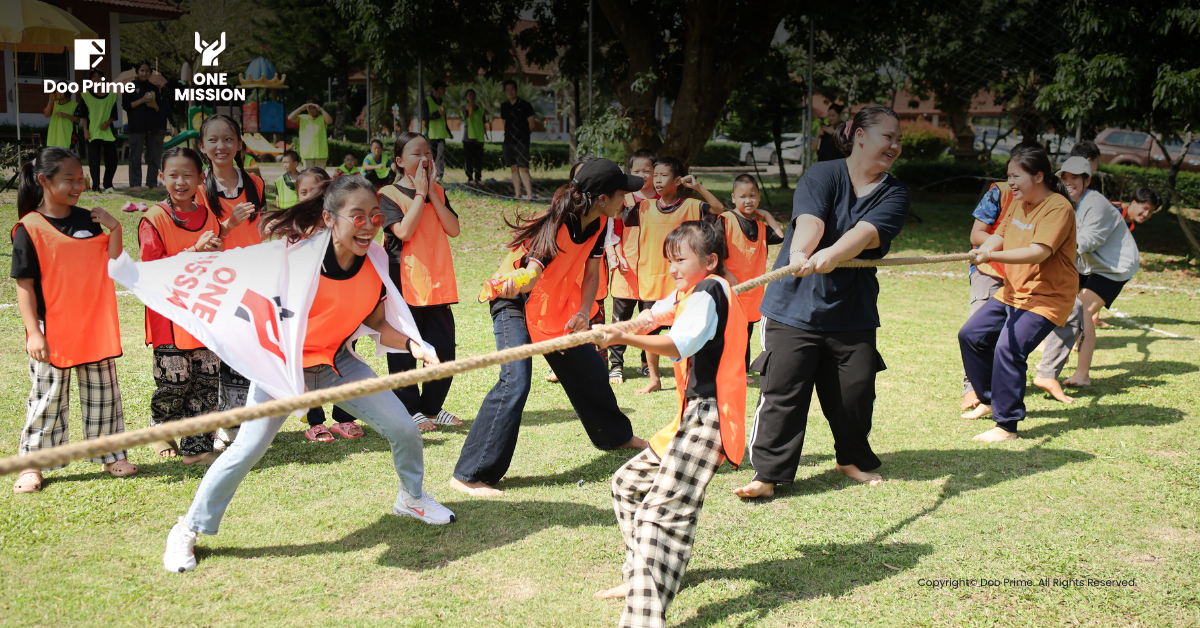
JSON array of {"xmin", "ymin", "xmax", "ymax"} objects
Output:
[
  {"xmin": 13, "ymin": 470, "xmax": 42, "ymax": 494},
  {"xmin": 304, "ymin": 425, "xmax": 335, "ymax": 442},
  {"xmin": 330, "ymin": 422, "xmax": 364, "ymax": 439}
]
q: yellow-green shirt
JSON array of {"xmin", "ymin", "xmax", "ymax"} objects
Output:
[
  {"xmin": 47, "ymin": 100, "xmax": 78, "ymax": 149},
  {"xmin": 80, "ymin": 92, "xmax": 117, "ymax": 142},
  {"xmin": 298, "ymin": 114, "xmax": 328, "ymax": 160}
]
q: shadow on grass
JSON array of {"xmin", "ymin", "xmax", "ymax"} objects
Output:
[
  {"xmin": 201, "ymin": 499, "xmax": 612, "ymax": 571},
  {"xmin": 1022, "ymin": 402, "xmax": 1184, "ymax": 439},
  {"xmin": 678, "ymin": 540, "xmax": 934, "ymax": 627}
]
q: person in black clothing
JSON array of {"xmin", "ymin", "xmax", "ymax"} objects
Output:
[
  {"xmin": 814, "ymin": 103, "xmax": 846, "ymax": 163},
  {"xmin": 500, "ymin": 80, "xmax": 536, "ymax": 200},
  {"xmin": 736, "ymin": 105, "xmax": 908, "ymax": 499},
  {"xmin": 124, "ymin": 60, "xmax": 162, "ymax": 191}
]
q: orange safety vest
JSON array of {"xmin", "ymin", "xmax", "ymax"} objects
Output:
[
  {"xmin": 13, "ymin": 213, "xmax": 122, "ymax": 368},
  {"xmin": 379, "ymin": 182, "xmax": 458, "ymax": 306},
  {"xmin": 721, "ymin": 212, "xmax": 769, "ymax": 322},
  {"xmin": 976, "ymin": 182, "xmax": 1013, "ymax": 280},
  {"xmin": 637, "ymin": 197, "xmax": 704, "ymax": 301},
  {"xmin": 140, "ymin": 202, "xmax": 221, "ymax": 349},
  {"xmin": 519, "ymin": 216, "xmax": 606, "ymax": 342},
  {"xmin": 647, "ymin": 275, "xmax": 748, "ymax": 468},
  {"xmin": 197, "ymin": 172, "xmax": 265, "ymax": 249},
  {"xmin": 303, "ymin": 259, "xmax": 383, "ymax": 369},
  {"xmin": 596, "ymin": 255, "xmax": 609, "ymax": 301},
  {"xmin": 609, "ymin": 192, "xmax": 654, "ymax": 301}
]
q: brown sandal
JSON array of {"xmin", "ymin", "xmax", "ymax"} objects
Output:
[
  {"xmin": 13, "ymin": 470, "xmax": 43, "ymax": 494},
  {"xmin": 150, "ymin": 439, "xmax": 179, "ymax": 458}
]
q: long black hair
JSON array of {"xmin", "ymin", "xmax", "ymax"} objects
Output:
[
  {"xmin": 504, "ymin": 156, "xmax": 602, "ymax": 262},
  {"xmin": 263, "ymin": 174, "xmax": 375, "ymax": 241},
  {"xmin": 1008, "ymin": 147, "xmax": 1073, "ymax": 208},
  {"xmin": 664, "ymin": 220, "xmax": 728, "ymax": 278},
  {"xmin": 833, "ymin": 104, "xmax": 901, "ymax": 157},
  {"xmin": 198, "ymin": 113, "xmax": 260, "ymax": 220},
  {"xmin": 392, "ymin": 131, "xmax": 428, "ymax": 172},
  {"xmin": 17, "ymin": 147, "xmax": 82, "ymax": 218}
]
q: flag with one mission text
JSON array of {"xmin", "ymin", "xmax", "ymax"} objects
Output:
[{"xmin": 108, "ymin": 230, "xmax": 434, "ymax": 403}]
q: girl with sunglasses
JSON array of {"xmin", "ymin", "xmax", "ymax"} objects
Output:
[
  {"xmin": 164, "ymin": 175, "xmax": 456, "ymax": 573},
  {"xmin": 378, "ymin": 132, "xmax": 464, "ymax": 432}
]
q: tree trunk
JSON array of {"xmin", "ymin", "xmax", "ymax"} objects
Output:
[
  {"xmin": 394, "ymin": 70, "xmax": 410, "ymax": 135},
  {"xmin": 570, "ymin": 77, "xmax": 581, "ymax": 161},
  {"xmin": 334, "ymin": 59, "xmax": 350, "ymax": 140},
  {"xmin": 772, "ymin": 115, "xmax": 788, "ymax": 190},
  {"xmin": 940, "ymin": 97, "xmax": 976, "ymax": 161},
  {"xmin": 1159, "ymin": 134, "xmax": 1200, "ymax": 261}
]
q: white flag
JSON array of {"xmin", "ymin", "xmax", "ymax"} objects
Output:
[{"xmin": 109, "ymin": 230, "xmax": 433, "ymax": 403}]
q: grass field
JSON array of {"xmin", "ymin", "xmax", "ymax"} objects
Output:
[{"xmin": 1, "ymin": 181, "xmax": 1198, "ymax": 627}]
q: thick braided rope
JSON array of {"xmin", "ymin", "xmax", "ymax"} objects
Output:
[{"xmin": 0, "ymin": 252, "xmax": 973, "ymax": 476}]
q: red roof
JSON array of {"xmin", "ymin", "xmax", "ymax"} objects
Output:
[{"xmin": 77, "ymin": 0, "xmax": 187, "ymax": 16}]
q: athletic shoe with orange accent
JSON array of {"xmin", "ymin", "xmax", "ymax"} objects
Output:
[{"xmin": 392, "ymin": 486, "xmax": 456, "ymax": 525}]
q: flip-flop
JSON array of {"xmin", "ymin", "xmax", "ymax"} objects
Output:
[
  {"xmin": 181, "ymin": 451, "xmax": 222, "ymax": 465},
  {"xmin": 13, "ymin": 470, "xmax": 42, "ymax": 494},
  {"xmin": 329, "ymin": 421, "xmax": 365, "ymax": 439},
  {"xmin": 150, "ymin": 439, "xmax": 179, "ymax": 457},
  {"xmin": 546, "ymin": 369, "xmax": 559, "ymax": 383},
  {"xmin": 304, "ymin": 425, "xmax": 335, "ymax": 442},
  {"xmin": 120, "ymin": 201, "xmax": 139, "ymax": 212},
  {"xmin": 102, "ymin": 459, "xmax": 138, "ymax": 477},
  {"xmin": 432, "ymin": 410, "xmax": 463, "ymax": 426},
  {"xmin": 608, "ymin": 367, "xmax": 624, "ymax": 384},
  {"xmin": 412, "ymin": 412, "xmax": 437, "ymax": 432}
]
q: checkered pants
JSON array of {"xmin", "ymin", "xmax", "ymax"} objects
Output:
[
  {"xmin": 612, "ymin": 397, "xmax": 724, "ymax": 628},
  {"xmin": 151, "ymin": 345, "xmax": 220, "ymax": 456},
  {"xmin": 20, "ymin": 357, "xmax": 127, "ymax": 470}
]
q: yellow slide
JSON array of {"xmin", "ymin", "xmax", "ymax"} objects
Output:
[{"xmin": 242, "ymin": 133, "xmax": 283, "ymax": 157}]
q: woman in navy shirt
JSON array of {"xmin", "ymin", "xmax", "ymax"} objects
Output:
[{"xmin": 735, "ymin": 105, "xmax": 909, "ymax": 498}]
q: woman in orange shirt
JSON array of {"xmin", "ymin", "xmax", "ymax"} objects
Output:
[{"xmin": 959, "ymin": 147, "xmax": 1077, "ymax": 442}]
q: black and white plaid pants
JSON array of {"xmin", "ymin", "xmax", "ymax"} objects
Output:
[
  {"xmin": 20, "ymin": 356, "xmax": 127, "ymax": 470},
  {"xmin": 612, "ymin": 397, "xmax": 723, "ymax": 628}
]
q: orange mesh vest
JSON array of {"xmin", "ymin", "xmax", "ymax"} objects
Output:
[
  {"xmin": 647, "ymin": 276, "xmax": 749, "ymax": 468},
  {"xmin": 609, "ymin": 192, "xmax": 649, "ymax": 300},
  {"xmin": 304, "ymin": 259, "xmax": 383, "ymax": 369},
  {"xmin": 637, "ymin": 197, "xmax": 704, "ymax": 301},
  {"xmin": 524, "ymin": 216, "xmax": 606, "ymax": 342},
  {"xmin": 722, "ymin": 212, "xmax": 769, "ymax": 322},
  {"xmin": 140, "ymin": 202, "xmax": 221, "ymax": 350},
  {"xmin": 13, "ymin": 213, "xmax": 122, "ymax": 368},
  {"xmin": 197, "ymin": 172, "xmax": 265, "ymax": 249},
  {"xmin": 379, "ymin": 182, "xmax": 458, "ymax": 306},
  {"xmin": 976, "ymin": 182, "xmax": 1013, "ymax": 280}
]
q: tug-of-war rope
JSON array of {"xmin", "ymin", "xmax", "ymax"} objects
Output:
[{"xmin": 0, "ymin": 253, "xmax": 972, "ymax": 476}]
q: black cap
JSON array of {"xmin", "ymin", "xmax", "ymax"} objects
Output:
[{"xmin": 572, "ymin": 158, "xmax": 643, "ymax": 198}]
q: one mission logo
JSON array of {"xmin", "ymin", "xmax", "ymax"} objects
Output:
[{"xmin": 175, "ymin": 32, "xmax": 246, "ymax": 102}]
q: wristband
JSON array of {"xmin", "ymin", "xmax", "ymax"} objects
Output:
[{"xmin": 405, "ymin": 338, "xmax": 415, "ymax": 353}]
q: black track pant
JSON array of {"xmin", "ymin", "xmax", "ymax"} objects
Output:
[
  {"xmin": 388, "ymin": 304, "xmax": 456, "ymax": 417},
  {"xmin": 747, "ymin": 318, "xmax": 884, "ymax": 483},
  {"xmin": 609, "ymin": 297, "xmax": 653, "ymax": 371}
]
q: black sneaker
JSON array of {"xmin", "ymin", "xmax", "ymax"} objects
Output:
[{"xmin": 637, "ymin": 365, "xmax": 650, "ymax": 377}]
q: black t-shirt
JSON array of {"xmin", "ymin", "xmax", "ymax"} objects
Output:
[
  {"xmin": 379, "ymin": 184, "xmax": 457, "ymax": 301},
  {"xmin": 684, "ymin": 278, "xmax": 729, "ymax": 399},
  {"xmin": 817, "ymin": 133, "xmax": 844, "ymax": 162},
  {"xmin": 759, "ymin": 160, "xmax": 910, "ymax": 332},
  {"xmin": 500, "ymin": 98, "xmax": 535, "ymax": 146},
  {"xmin": 489, "ymin": 214, "xmax": 605, "ymax": 317},
  {"xmin": 10, "ymin": 208, "xmax": 105, "ymax": 319},
  {"xmin": 723, "ymin": 211, "xmax": 785, "ymax": 245},
  {"xmin": 123, "ymin": 79, "xmax": 162, "ymax": 133}
]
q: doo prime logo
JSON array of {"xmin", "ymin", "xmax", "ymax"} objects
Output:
[
  {"xmin": 175, "ymin": 31, "xmax": 245, "ymax": 102},
  {"xmin": 43, "ymin": 39, "xmax": 136, "ymax": 95}
]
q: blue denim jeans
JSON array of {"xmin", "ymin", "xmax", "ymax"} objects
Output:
[
  {"xmin": 184, "ymin": 348, "xmax": 425, "ymax": 535},
  {"xmin": 453, "ymin": 299, "xmax": 634, "ymax": 485},
  {"xmin": 959, "ymin": 298, "xmax": 1058, "ymax": 432}
]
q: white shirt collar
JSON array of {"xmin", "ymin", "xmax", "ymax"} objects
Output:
[{"xmin": 213, "ymin": 170, "xmax": 244, "ymax": 197}]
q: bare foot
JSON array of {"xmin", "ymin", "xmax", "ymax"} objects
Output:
[
  {"xmin": 961, "ymin": 404, "xmax": 992, "ymax": 420},
  {"xmin": 1033, "ymin": 376, "xmax": 1075, "ymax": 403},
  {"xmin": 181, "ymin": 451, "xmax": 221, "ymax": 465},
  {"xmin": 1063, "ymin": 374, "xmax": 1091, "ymax": 387},
  {"xmin": 618, "ymin": 436, "xmax": 648, "ymax": 450},
  {"xmin": 733, "ymin": 480, "xmax": 775, "ymax": 499},
  {"xmin": 1096, "ymin": 319, "xmax": 1113, "ymax": 329},
  {"xmin": 636, "ymin": 379, "xmax": 661, "ymax": 395},
  {"xmin": 973, "ymin": 427, "xmax": 1018, "ymax": 442},
  {"xmin": 836, "ymin": 464, "xmax": 883, "ymax": 486},
  {"xmin": 449, "ymin": 477, "xmax": 503, "ymax": 497},
  {"xmin": 746, "ymin": 375, "xmax": 756, "ymax": 385},
  {"xmin": 960, "ymin": 390, "xmax": 980, "ymax": 411},
  {"xmin": 594, "ymin": 583, "xmax": 630, "ymax": 599}
]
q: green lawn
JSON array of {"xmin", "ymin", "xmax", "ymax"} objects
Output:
[{"xmin": 1, "ymin": 183, "xmax": 1198, "ymax": 627}]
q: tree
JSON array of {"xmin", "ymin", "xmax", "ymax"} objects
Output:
[
  {"xmin": 1038, "ymin": 0, "xmax": 1200, "ymax": 259},
  {"xmin": 122, "ymin": 0, "xmax": 268, "ymax": 80},
  {"xmin": 722, "ymin": 46, "xmax": 803, "ymax": 189}
]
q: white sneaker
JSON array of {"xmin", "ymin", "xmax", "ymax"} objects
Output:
[
  {"xmin": 102, "ymin": 187, "xmax": 117, "ymax": 194},
  {"xmin": 163, "ymin": 516, "xmax": 198, "ymax": 573},
  {"xmin": 393, "ymin": 486, "xmax": 456, "ymax": 525},
  {"xmin": 217, "ymin": 426, "xmax": 239, "ymax": 444}
]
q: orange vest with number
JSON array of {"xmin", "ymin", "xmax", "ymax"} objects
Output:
[
  {"xmin": 522, "ymin": 217, "xmax": 606, "ymax": 342},
  {"xmin": 637, "ymin": 197, "xmax": 704, "ymax": 301},
  {"xmin": 721, "ymin": 212, "xmax": 769, "ymax": 322},
  {"xmin": 303, "ymin": 259, "xmax": 383, "ymax": 369},
  {"xmin": 13, "ymin": 213, "xmax": 122, "ymax": 368},
  {"xmin": 379, "ymin": 182, "xmax": 458, "ymax": 306},
  {"xmin": 197, "ymin": 171, "xmax": 265, "ymax": 249},
  {"xmin": 976, "ymin": 182, "xmax": 1013, "ymax": 280},
  {"xmin": 140, "ymin": 202, "xmax": 221, "ymax": 350},
  {"xmin": 647, "ymin": 275, "xmax": 748, "ymax": 468}
]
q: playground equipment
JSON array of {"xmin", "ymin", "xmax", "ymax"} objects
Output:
[
  {"xmin": 163, "ymin": 105, "xmax": 212, "ymax": 149},
  {"xmin": 242, "ymin": 132, "xmax": 282, "ymax": 157}
]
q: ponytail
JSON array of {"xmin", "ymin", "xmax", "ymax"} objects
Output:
[
  {"xmin": 17, "ymin": 147, "xmax": 82, "ymax": 218},
  {"xmin": 263, "ymin": 174, "xmax": 375, "ymax": 241},
  {"xmin": 1008, "ymin": 147, "xmax": 1075, "ymax": 209},
  {"xmin": 832, "ymin": 104, "xmax": 900, "ymax": 157},
  {"xmin": 198, "ymin": 114, "xmax": 259, "ymax": 220}
]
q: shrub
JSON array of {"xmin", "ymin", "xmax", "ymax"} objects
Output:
[
  {"xmin": 326, "ymin": 138, "xmax": 572, "ymax": 171},
  {"xmin": 692, "ymin": 142, "xmax": 743, "ymax": 167},
  {"xmin": 1097, "ymin": 162, "xmax": 1200, "ymax": 207},
  {"xmin": 899, "ymin": 123, "xmax": 954, "ymax": 161},
  {"xmin": 888, "ymin": 159, "xmax": 995, "ymax": 194}
]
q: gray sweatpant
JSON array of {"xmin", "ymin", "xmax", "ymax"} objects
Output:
[
  {"xmin": 963, "ymin": 272, "xmax": 1004, "ymax": 394},
  {"xmin": 1036, "ymin": 298, "xmax": 1085, "ymax": 380}
]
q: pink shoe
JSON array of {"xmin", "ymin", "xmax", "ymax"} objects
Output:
[
  {"xmin": 329, "ymin": 422, "xmax": 364, "ymax": 439},
  {"xmin": 304, "ymin": 425, "xmax": 335, "ymax": 442},
  {"xmin": 136, "ymin": 202, "xmax": 149, "ymax": 212},
  {"xmin": 121, "ymin": 201, "xmax": 138, "ymax": 212}
]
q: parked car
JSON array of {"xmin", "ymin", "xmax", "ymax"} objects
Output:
[
  {"xmin": 735, "ymin": 133, "xmax": 804, "ymax": 165},
  {"xmin": 1095, "ymin": 127, "xmax": 1200, "ymax": 173}
]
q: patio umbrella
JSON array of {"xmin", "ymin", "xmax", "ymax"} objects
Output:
[
  {"xmin": 0, "ymin": 0, "xmax": 99, "ymax": 140},
  {"xmin": 116, "ymin": 68, "xmax": 168, "ymax": 88}
]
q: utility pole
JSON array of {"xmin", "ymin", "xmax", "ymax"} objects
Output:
[
  {"xmin": 365, "ymin": 58, "xmax": 371, "ymax": 141},
  {"xmin": 417, "ymin": 55, "xmax": 424, "ymax": 135},
  {"xmin": 805, "ymin": 17, "xmax": 814, "ymax": 172},
  {"xmin": 588, "ymin": 0, "xmax": 594, "ymax": 124}
]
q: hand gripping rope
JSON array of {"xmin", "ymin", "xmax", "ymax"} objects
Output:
[{"xmin": 0, "ymin": 253, "xmax": 972, "ymax": 476}]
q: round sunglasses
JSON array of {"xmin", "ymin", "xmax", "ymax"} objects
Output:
[{"xmin": 331, "ymin": 212, "xmax": 384, "ymax": 228}]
